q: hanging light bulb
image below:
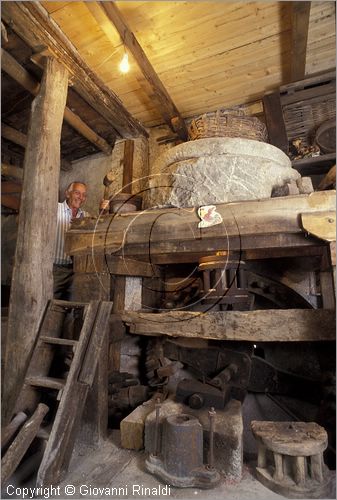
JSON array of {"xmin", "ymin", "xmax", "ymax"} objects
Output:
[{"xmin": 119, "ymin": 52, "xmax": 129, "ymax": 73}]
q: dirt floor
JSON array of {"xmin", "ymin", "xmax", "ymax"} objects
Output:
[
  {"xmin": 43, "ymin": 433, "xmax": 336, "ymax": 500},
  {"xmin": 2, "ymin": 395, "xmax": 335, "ymax": 500}
]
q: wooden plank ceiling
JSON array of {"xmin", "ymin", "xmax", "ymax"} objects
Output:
[
  {"xmin": 1, "ymin": 0, "xmax": 335, "ymax": 173},
  {"xmin": 41, "ymin": 1, "xmax": 336, "ymax": 128}
]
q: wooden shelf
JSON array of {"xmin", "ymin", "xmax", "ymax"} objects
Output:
[{"xmin": 292, "ymin": 153, "xmax": 336, "ymax": 176}]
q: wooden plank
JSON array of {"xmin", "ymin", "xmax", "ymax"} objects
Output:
[
  {"xmin": 1, "ymin": 48, "xmax": 113, "ymax": 156},
  {"xmin": 1, "ymin": 403, "xmax": 49, "ymax": 486},
  {"xmin": 281, "ymin": 82, "xmax": 335, "ymax": 105},
  {"xmin": 2, "ymin": 57, "xmax": 68, "ymax": 427},
  {"xmin": 97, "ymin": 2, "xmax": 188, "ymax": 140},
  {"xmin": 73, "ymin": 254, "xmax": 160, "ymax": 277},
  {"xmin": 262, "ymin": 91, "xmax": 289, "ymax": 153},
  {"xmin": 26, "ymin": 376, "xmax": 65, "ymax": 391},
  {"xmin": 79, "ymin": 301, "xmax": 113, "ymax": 386},
  {"xmin": 290, "ymin": 2, "xmax": 311, "ymax": 81},
  {"xmin": 36, "ymin": 382, "xmax": 88, "ymax": 487},
  {"xmin": 1, "ymin": 3, "xmax": 147, "ymax": 138},
  {"xmin": 120, "ymin": 309, "xmax": 336, "ymax": 342},
  {"xmin": 1, "ymin": 412, "xmax": 28, "ymax": 451},
  {"xmin": 122, "ymin": 139, "xmax": 134, "ymax": 193},
  {"xmin": 301, "ymin": 211, "xmax": 336, "ymax": 242},
  {"xmin": 280, "ymin": 69, "xmax": 336, "ymax": 94},
  {"xmin": 292, "ymin": 153, "xmax": 336, "ymax": 176},
  {"xmin": 65, "ymin": 191, "xmax": 336, "ymax": 257},
  {"xmin": 77, "ymin": 330, "xmax": 109, "ymax": 446},
  {"xmin": 320, "ymin": 271, "xmax": 335, "ymax": 310}
]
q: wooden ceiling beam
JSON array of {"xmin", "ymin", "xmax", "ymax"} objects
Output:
[
  {"xmin": 1, "ymin": 48, "xmax": 113, "ymax": 156},
  {"xmin": 1, "ymin": 2, "xmax": 147, "ymax": 139},
  {"xmin": 1, "ymin": 123, "xmax": 27, "ymax": 149},
  {"xmin": 1, "ymin": 163, "xmax": 24, "ymax": 182},
  {"xmin": 1, "ymin": 123, "xmax": 72, "ymax": 172},
  {"xmin": 97, "ymin": 2, "xmax": 188, "ymax": 140},
  {"xmin": 290, "ymin": 2, "xmax": 311, "ymax": 82}
]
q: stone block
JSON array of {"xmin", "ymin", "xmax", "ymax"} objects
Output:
[
  {"xmin": 146, "ymin": 138, "xmax": 299, "ymax": 208},
  {"xmin": 297, "ymin": 176, "xmax": 314, "ymax": 194},
  {"xmin": 120, "ymin": 398, "xmax": 157, "ymax": 451}
]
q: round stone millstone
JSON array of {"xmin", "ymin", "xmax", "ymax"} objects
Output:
[{"xmin": 146, "ymin": 138, "xmax": 299, "ymax": 208}]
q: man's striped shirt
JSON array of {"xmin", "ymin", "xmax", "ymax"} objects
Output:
[{"xmin": 54, "ymin": 200, "xmax": 88, "ymax": 265}]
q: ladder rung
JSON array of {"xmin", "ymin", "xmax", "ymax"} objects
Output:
[
  {"xmin": 39, "ymin": 336, "xmax": 78, "ymax": 347},
  {"xmin": 52, "ymin": 299, "xmax": 88, "ymax": 309},
  {"xmin": 26, "ymin": 376, "xmax": 66, "ymax": 390}
]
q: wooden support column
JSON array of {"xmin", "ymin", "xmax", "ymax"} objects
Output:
[
  {"xmin": 290, "ymin": 2, "xmax": 311, "ymax": 81},
  {"xmin": 111, "ymin": 276, "xmax": 143, "ymax": 371},
  {"xmin": 2, "ymin": 57, "xmax": 68, "ymax": 426},
  {"xmin": 262, "ymin": 91, "xmax": 289, "ymax": 153},
  {"xmin": 122, "ymin": 140, "xmax": 134, "ymax": 193},
  {"xmin": 320, "ymin": 243, "xmax": 336, "ymax": 309}
]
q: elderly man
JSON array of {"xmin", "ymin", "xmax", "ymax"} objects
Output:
[{"xmin": 53, "ymin": 181, "xmax": 89, "ymax": 300}]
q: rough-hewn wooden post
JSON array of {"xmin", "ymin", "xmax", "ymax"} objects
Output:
[{"xmin": 2, "ymin": 57, "xmax": 68, "ymax": 426}]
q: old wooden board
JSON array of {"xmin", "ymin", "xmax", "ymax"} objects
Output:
[
  {"xmin": 65, "ymin": 192, "xmax": 336, "ymax": 259},
  {"xmin": 301, "ymin": 211, "xmax": 336, "ymax": 242},
  {"xmin": 120, "ymin": 309, "xmax": 335, "ymax": 342},
  {"xmin": 262, "ymin": 91, "xmax": 288, "ymax": 153},
  {"xmin": 1, "ymin": 403, "xmax": 49, "ymax": 486}
]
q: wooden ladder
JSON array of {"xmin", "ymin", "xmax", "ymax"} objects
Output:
[{"xmin": 14, "ymin": 299, "xmax": 113, "ymax": 487}]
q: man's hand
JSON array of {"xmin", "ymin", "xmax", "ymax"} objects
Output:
[{"xmin": 99, "ymin": 199, "xmax": 110, "ymax": 212}]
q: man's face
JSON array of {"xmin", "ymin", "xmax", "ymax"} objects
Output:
[{"xmin": 66, "ymin": 183, "xmax": 87, "ymax": 210}]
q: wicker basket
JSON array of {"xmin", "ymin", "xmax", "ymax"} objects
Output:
[
  {"xmin": 282, "ymin": 95, "xmax": 336, "ymax": 147},
  {"xmin": 188, "ymin": 108, "xmax": 268, "ymax": 142}
]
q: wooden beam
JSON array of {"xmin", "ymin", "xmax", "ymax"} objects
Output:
[
  {"xmin": 2, "ymin": 57, "xmax": 68, "ymax": 426},
  {"xmin": 1, "ymin": 181, "xmax": 22, "ymax": 195},
  {"xmin": 262, "ymin": 91, "xmax": 288, "ymax": 153},
  {"xmin": 1, "ymin": 195, "xmax": 20, "ymax": 211},
  {"xmin": 95, "ymin": 2, "xmax": 188, "ymax": 140},
  {"xmin": 1, "ymin": 48, "xmax": 113, "ymax": 156},
  {"xmin": 122, "ymin": 140, "xmax": 134, "ymax": 193},
  {"xmin": 291, "ymin": 2, "xmax": 311, "ymax": 81},
  {"xmin": 1, "ymin": 123, "xmax": 27, "ymax": 148},
  {"xmin": 121, "ymin": 309, "xmax": 335, "ymax": 342},
  {"xmin": 1, "ymin": 404, "xmax": 49, "ymax": 486},
  {"xmin": 65, "ymin": 191, "xmax": 336, "ymax": 258},
  {"xmin": 1, "ymin": 163, "xmax": 23, "ymax": 181},
  {"xmin": 1, "ymin": 122, "xmax": 71, "ymax": 172},
  {"xmin": 73, "ymin": 255, "xmax": 160, "ymax": 277},
  {"xmin": 1, "ymin": 3, "xmax": 147, "ymax": 138}
]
